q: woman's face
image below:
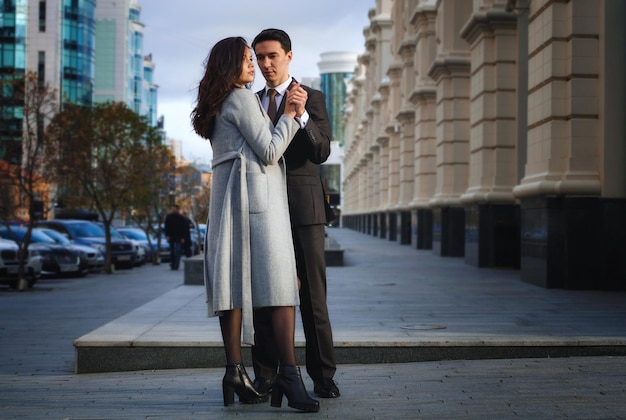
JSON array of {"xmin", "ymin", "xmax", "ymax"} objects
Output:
[{"xmin": 236, "ymin": 48, "xmax": 255, "ymax": 86}]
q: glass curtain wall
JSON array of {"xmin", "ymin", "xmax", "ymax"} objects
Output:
[
  {"xmin": 0, "ymin": 0, "xmax": 27, "ymax": 164},
  {"xmin": 61, "ymin": 0, "xmax": 95, "ymax": 107}
]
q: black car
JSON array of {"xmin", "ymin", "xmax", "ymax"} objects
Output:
[
  {"xmin": 36, "ymin": 220, "xmax": 137, "ymax": 269},
  {"xmin": 0, "ymin": 227, "xmax": 89, "ymax": 277},
  {"xmin": 38, "ymin": 227, "xmax": 105, "ymax": 273}
]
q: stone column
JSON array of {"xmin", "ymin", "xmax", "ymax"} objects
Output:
[
  {"xmin": 459, "ymin": 0, "xmax": 520, "ymax": 268},
  {"xmin": 409, "ymin": 0, "xmax": 437, "ymax": 249},
  {"xmin": 427, "ymin": 0, "xmax": 472, "ymax": 257},
  {"xmin": 513, "ymin": 0, "xmax": 604, "ymax": 288},
  {"xmin": 364, "ymin": 1, "xmax": 393, "ymax": 237},
  {"xmin": 377, "ymin": 81, "xmax": 391, "ymax": 238},
  {"xmin": 393, "ymin": 0, "xmax": 419, "ymax": 245},
  {"xmin": 386, "ymin": 63, "xmax": 402, "ymax": 241}
]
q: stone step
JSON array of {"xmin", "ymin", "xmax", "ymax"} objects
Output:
[{"xmin": 184, "ymin": 236, "xmax": 344, "ymax": 285}]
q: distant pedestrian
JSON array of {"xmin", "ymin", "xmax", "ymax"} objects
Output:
[
  {"xmin": 163, "ymin": 204, "xmax": 187, "ymax": 270},
  {"xmin": 180, "ymin": 211, "xmax": 194, "ymax": 257}
]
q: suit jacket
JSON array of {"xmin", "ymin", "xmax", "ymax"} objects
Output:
[{"xmin": 257, "ymin": 79, "xmax": 332, "ymax": 227}]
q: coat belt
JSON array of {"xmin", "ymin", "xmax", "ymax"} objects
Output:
[{"xmin": 210, "ymin": 148, "xmax": 254, "ymax": 345}]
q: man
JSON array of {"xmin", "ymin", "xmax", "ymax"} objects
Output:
[
  {"xmin": 250, "ymin": 28, "xmax": 339, "ymax": 399},
  {"xmin": 180, "ymin": 210, "xmax": 194, "ymax": 257},
  {"xmin": 163, "ymin": 204, "xmax": 187, "ymax": 270}
]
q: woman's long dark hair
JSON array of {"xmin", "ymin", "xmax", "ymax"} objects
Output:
[{"xmin": 191, "ymin": 36, "xmax": 249, "ymax": 139}]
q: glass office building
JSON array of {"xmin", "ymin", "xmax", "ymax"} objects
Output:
[
  {"xmin": 318, "ymin": 51, "xmax": 358, "ymax": 147},
  {"xmin": 317, "ymin": 51, "xmax": 358, "ymax": 222},
  {"xmin": 0, "ymin": 0, "xmax": 28, "ymax": 164},
  {"xmin": 94, "ymin": 0, "xmax": 158, "ymax": 126},
  {"xmin": 60, "ymin": 0, "xmax": 96, "ymax": 107}
]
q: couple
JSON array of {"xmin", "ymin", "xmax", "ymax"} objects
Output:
[{"xmin": 191, "ymin": 29, "xmax": 338, "ymax": 413}]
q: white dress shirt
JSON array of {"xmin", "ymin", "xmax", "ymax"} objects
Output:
[{"xmin": 262, "ymin": 76, "xmax": 309, "ymax": 127}]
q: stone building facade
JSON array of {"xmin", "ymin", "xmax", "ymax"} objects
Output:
[{"xmin": 342, "ymin": 0, "xmax": 626, "ymax": 290}]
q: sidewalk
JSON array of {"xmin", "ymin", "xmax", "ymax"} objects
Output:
[
  {"xmin": 2, "ymin": 227, "xmax": 626, "ymax": 418},
  {"xmin": 75, "ymin": 227, "xmax": 626, "ymax": 373}
]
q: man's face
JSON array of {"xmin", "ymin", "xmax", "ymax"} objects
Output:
[{"xmin": 254, "ymin": 40, "xmax": 292, "ymax": 88}]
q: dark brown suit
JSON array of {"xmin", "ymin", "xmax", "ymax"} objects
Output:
[{"xmin": 252, "ymin": 79, "xmax": 336, "ymax": 383}]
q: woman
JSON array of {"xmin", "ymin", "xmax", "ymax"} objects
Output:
[{"xmin": 190, "ymin": 36, "xmax": 319, "ymax": 413}]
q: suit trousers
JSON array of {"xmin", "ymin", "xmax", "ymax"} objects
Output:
[{"xmin": 252, "ymin": 223, "xmax": 336, "ymax": 381}]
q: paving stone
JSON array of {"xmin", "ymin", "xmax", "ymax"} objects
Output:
[{"xmin": 1, "ymin": 228, "xmax": 626, "ymax": 418}]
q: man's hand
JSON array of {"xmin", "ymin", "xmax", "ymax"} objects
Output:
[{"xmin": 286, "ymin": 83, "xmax": 308, "ymax": 118}]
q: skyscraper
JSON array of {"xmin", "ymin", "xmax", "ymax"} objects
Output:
[
  {"xmin": 0, "ymin": 0, "xmax": 159, "ymax": 166},
  {"xmin": 0, "ymin": 0, "xmax": 28, "ymax": 164},
  {"xmin": 94, "ymin": 0, "xmax": 157, "ymax": 125},
  {"xmin": 318, "ymin": 51, "xmax": 358, "ymax": 146},
  {"xmin": 317, "ymin": 51, "xmax": 358, "ymax": 223}
]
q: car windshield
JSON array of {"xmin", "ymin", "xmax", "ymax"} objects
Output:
[
  {"xmin": 40, "ymin": 229, "xmax": 71, "ymax": 244},
  {"xmin": 120, "ymin": 229, "xmax": 147, "ymax": 240},
  {"xmin": 68, "ymin": 222, "xmax": 106, "ymax": 238},
  {"xmin": 0, "ymin": 228, "xmax": 56, "ymax": 244},
  {"xmin": 91, "ymin": 222, "xmax": 128, "ymax": 239}
]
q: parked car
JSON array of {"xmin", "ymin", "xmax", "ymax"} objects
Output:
[
  {"xmin": 151, "ymin": 226, "xmax": 172, "ymax": 260},
  {"xmin": 95, "ymin": 223, "xmax": 146, "ymax": 266},
  {"xmin": 0, "ymin": 238, "xmax": 43, "ymax": 288},
  {"xmin": 0, "ymin": 227, "xmax": 89, "ymax": 277},
  {"xmin": 36, "ymin": 220, "xmax": 137, "ymax": 269},
  {"xmin": 38, "ymin": 227, "xmax": 105, "ymax": 273},
  {"xmin": 197, "ymin": 223, "xmax": 207, "ymax": 251},
  {"xmin": 187, "ymin": 222, "xmax": 201, "ymax": 256},
  {"xmin": 117, "ymin": 227, "xmax": 170, "ymax": 263}
]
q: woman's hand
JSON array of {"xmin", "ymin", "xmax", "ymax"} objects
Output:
[{"xmin": 285, "ymin": 83, "xmax": 308, "ymax": 118}]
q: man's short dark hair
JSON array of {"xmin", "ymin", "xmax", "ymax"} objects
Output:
[{"xmin": 252, "ymin": 28, "xmax": 292, "ymax": 53}]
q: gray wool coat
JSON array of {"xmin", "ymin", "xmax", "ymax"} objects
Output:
[{"xmin": 204, "ymin": 87, "xmax": 300, "ymax": 345}]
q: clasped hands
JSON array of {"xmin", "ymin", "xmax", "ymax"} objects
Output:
[{"xmin": 284, "ymin": 83, "xmax": 307, "ymax": 119}]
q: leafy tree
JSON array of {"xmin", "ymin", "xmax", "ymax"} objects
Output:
[
  {"xmin": 127, "ymin": 129, "xmax": 176, "ymax": 264},
  {"xmin": 47, "ymin": 101, "xmax": 156, "ymax": 273}
]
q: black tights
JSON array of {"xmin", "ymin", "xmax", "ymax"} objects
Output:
[{"xmin": 220, "ymin": 306, "xmax": 296, "ymax": 366}]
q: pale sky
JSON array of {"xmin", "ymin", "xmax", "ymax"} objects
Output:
[{"xmin": 140, "ymin": 1, "xmax": 374, "ymax": 163}]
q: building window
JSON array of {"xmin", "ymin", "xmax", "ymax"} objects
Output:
[
  {"xmin": 39, "ymin": 1, "xmax": 46, "ymax": 32},
  {"xmin": 38, "ymin": 51, "xmax": 45, "ymax": 86}
]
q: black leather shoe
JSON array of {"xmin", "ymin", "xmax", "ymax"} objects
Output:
[
  {"xmin": 314, "ymin": 378, "xmax": 340, "ymax": 398},
  {"xmin": 271, "ymin": 365, "xmax": 319, "ymax": 412},
  {"xmin": 222, "ymin": 364, "xmax": 268, "ymax": 406}
]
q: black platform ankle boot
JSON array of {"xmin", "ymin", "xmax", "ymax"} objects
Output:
[
  {"xmin": 222, "ymin": 364, "xmax": 268, "ymax": 406},
  {"xmin": 270, "ymin": 365, "xmax": 320, "ymax": 412}
]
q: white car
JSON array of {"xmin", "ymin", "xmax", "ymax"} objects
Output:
[{"xmin": 0, "ymin": 239, "xmax": 43, "ymax": 288}]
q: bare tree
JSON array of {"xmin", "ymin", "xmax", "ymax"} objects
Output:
[{"xmin": 0, "ymin": 71, "xmax": 59, "ymax": 289}]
